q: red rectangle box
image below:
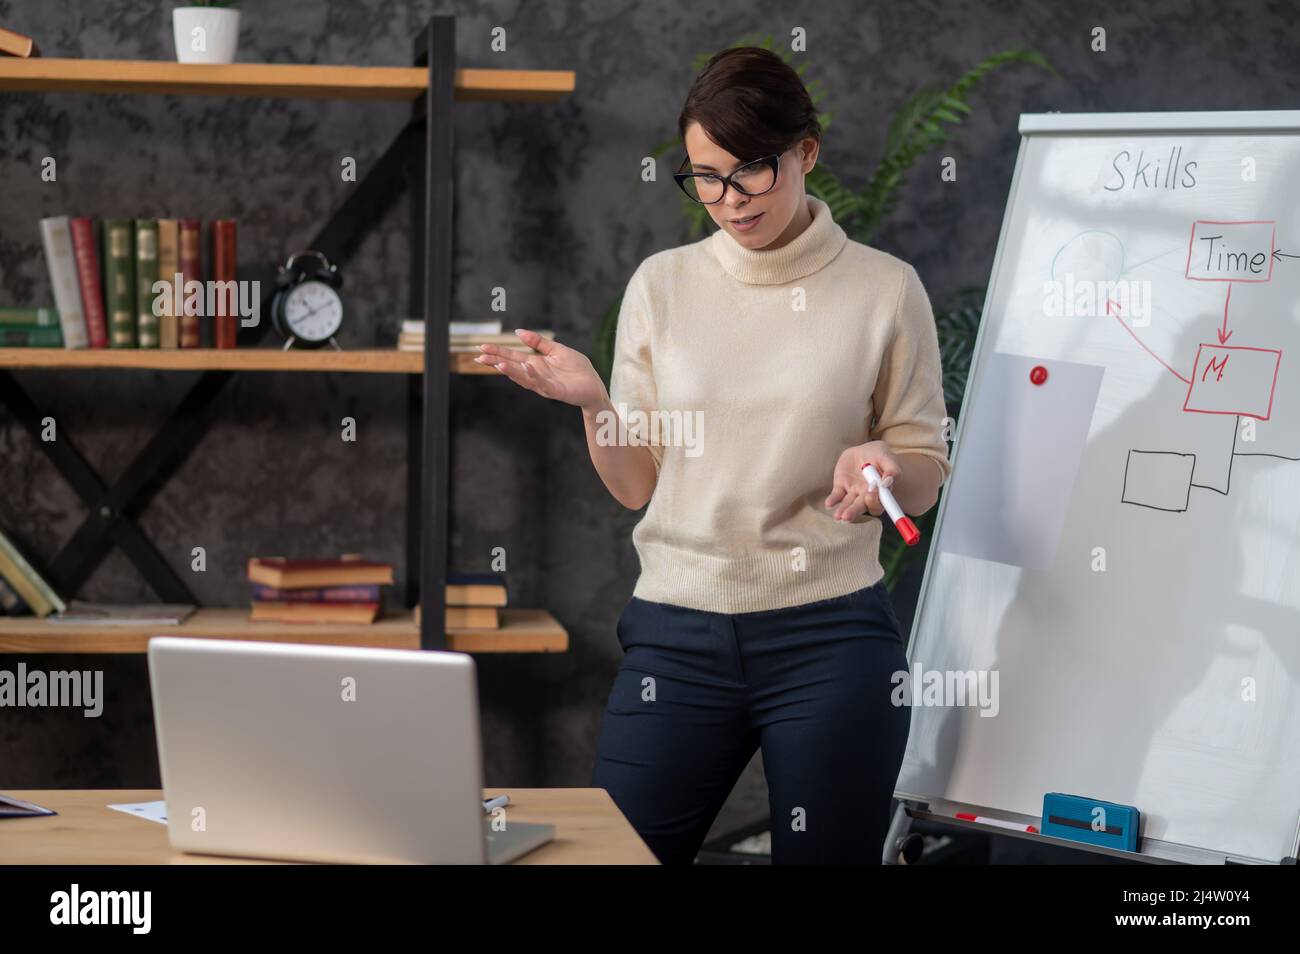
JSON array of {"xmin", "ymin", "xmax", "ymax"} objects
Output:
[
  {"xmin": 1185, "ymin": 220, "xmax": 1275, "ymax": 283},
  {"xmin": 1183, "ymin": 343, "xmax": 1281, "ymax": 420}
]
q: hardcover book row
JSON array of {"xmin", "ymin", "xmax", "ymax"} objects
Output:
[{"xmin": 12, "ymin": 215, "xmax": 242, "ymax": 350}]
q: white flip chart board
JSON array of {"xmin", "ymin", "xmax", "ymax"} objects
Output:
[{"xmin": 897, "ymin": 111, "xmax": 1300, "ymax": 864}]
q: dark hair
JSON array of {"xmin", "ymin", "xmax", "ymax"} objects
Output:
[{"xmin": 677, "ymin": 47, "xmax": 821, "ymax": 163}]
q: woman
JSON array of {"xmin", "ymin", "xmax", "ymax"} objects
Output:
[{"xmin": 476, "ymin": 47, "xmax": 951, "ymax": 864}]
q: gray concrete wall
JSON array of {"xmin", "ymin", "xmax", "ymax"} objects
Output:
[{"xmin": 1, "ymin": 0, "xmax": 1296, "ymax": 843}]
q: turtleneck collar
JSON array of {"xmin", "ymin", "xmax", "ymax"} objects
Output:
[{"xmin": 708, "ymin": 193, "xmax": 848, "ymax": 285}]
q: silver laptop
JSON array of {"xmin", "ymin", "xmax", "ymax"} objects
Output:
[{"xmin": 147, "ymin": 637, "xmax": 554, "ymax": 864}]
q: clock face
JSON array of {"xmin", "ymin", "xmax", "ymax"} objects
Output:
[{"xmin": 283, "ymin": 281, "xmax": 343, "ymax": 341}]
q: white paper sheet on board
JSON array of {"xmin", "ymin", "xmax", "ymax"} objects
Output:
[{"xmin": 938, "ymin": 352, "xmax": 1105, "ymax": 569}]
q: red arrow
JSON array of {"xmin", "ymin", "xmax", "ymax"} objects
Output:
[
  {"xmin": 1218, "ymin": 284, "xmax": 1233, "ymax": 344},
  {"xmin": 1109, "ymin": 303, "xmax": 1192, "ymax": 385}
]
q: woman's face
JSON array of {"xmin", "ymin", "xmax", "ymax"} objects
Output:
[{"xmin": 682, "ymin": 121, "xmax": 819, "ymax": 250}]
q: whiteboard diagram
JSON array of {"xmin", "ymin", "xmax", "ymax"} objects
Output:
[{"xmin": 1050, "ymin": 221, "xmax": 1300, "ymax": 513}]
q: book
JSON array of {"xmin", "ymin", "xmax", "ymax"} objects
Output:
[
  {"xmin": 448, "ymin": 343, "xmax": 535, "ymax": 353},
  {"xmin": 0, "ymin": 25, "xmax": 40, "ymax": 57},
  {"xmin": 0, "ymin": 526, "xmax": 65, "ymax": 617},
  {"xmin": 249, "ymin": 601, "xmax": 380, "ymax": 625},
  {"xmin": 251, "ymin": 576, "xmax": 503, "ymax": 605},
  {"xmin": 415, "ymin": 604, "xmax": 501, "ymax": 629},
  {"xmin": 69, "ymin": 217, "xmax": 109, "ymax": 348},
  {"xmin": 446, "ymin": 605, "xmax": 500, "ymax": 628},
  {"xmin": 178, "ymin": 219, "xmax": 201, "ymax": 348},
  {"xmin": 401, "ymin": 320, "xmax": 505, "ymax": 335},
  {"xmin": 48, "ymin": 601, "xmax": 196, "ymax": 626},
  {"xmin": 0, "ymin": 326, "xmax": 62, "ymax": 347},
  {"xmin": 451, "ymin": 320, "xmax": 503, "ymax": 335},
  {"xmin": 400, "ymin": 329, "xmax": 553, "ymax": 345},
  {"xmin": 157, "ymin": 219, "xmax": 180, "ymax": 349},
  {"xmin": 38, "ymin": 216, "xmax": 89, "ymax": 349},
  {"xmin": 452, "ymin": 352, "xmax": 501, "ymax": 372},
  {"xmin": 102, "ymin": 218, "xmax": 136, "ymax": 347},
  {"xmin": 451, "ymin": 331, "xmax": 552, "ymax": 344},
  {"xmin": 446, "ymin": 571, "xmax": 507, "ymax": 607},
  {"xmin": 199, "ymin": 228, "xmax": 214, "ymax": 348},
  {"xmin": 398, "ymin": 334, "xmax": 555, "ymax": 354},
  {"xmin": 0, "ymin": 576, "xmax": 29, "ymax": 616},
  {"xmin": 211, "ymin": 219, "xmax": 237, "ymax": 348},
  {"xmin": 247, "ymin": 556, "xmax": 395, "ymax": 589},
  {"xmin": 0, "ymin": 307, "xmax": 57, "ymax": 327},
  {"xmin": 250, "ymin": 583, "xmax": 381, "ymax": 604},
  {"xmin": 134, "ymin": 219, "xmax": 159, "ymax": 348}
]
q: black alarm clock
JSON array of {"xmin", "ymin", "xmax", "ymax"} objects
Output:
[{"xmin": 271, "ymin": 250, "xmax": 345, "ymax": 349}]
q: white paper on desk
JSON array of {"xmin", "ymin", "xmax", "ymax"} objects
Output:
[{"xmin": 108, "ymin": 800, "xmax": 168, "ymax": 825}]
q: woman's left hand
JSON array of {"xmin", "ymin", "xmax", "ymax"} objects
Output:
[{"xmin": 825, "ymin": 441, "xmax": 902, "ymax": 521}]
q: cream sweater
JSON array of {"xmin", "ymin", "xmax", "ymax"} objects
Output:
[{"xmin": 609, "ymin": 193, "xmax": 952, "ymax": 613}]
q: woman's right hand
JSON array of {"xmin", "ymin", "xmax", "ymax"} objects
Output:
[{"xmin": 475, "ymin": 328, "xmax": 608, "ymax": 411}]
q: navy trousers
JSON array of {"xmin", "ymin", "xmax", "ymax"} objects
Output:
[{"xmin": 591, "ymin": 579, "xmax": 912, "ymax": 865}]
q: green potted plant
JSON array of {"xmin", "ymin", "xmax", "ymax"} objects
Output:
[{"xmin": 173, "ymin": 1, "xmax": 240, "ymax": 64}]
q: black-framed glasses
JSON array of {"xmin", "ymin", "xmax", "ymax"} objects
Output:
[{"xmin": 673, "ymin": 153, "xmax": 781, "ymax": 204}]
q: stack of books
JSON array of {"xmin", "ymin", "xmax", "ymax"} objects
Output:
[
  {"xmin": 0, "ymin": 307, "xmax": 62, "ymax": 348},
  {"xmin": 9, "ymin": 216, "xmax": 242, "ymax": 350},
  {"xmin": 398, "ymin": 320, "xmax": 555, "ymax": 371},
  {"xmin": 248, "ymin": 556, "xmax": 395, "ymax": 624},
  {"xmin": 0, "ymin": 525, "xmax": 65, "ymax": 618},
  {"xmin": 399, "ymin": 319, "xmax": 503, "ymax": 351},
  {"xmin": 416, "ymin": 572, "xmax": 509, "ymax": 629}
]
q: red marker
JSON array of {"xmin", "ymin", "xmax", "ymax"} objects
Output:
[
  {"xmin": 955, "ymin": 812, "xmax": 1039, "ymax": 834},
  {"xmin": 861, "ymin": 463, "xmax": 921, "ymax": 546}
]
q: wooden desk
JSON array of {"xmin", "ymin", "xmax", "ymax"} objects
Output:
[{"xmin": 0, "ymin": 789, "xmax": 658, "ymax": 865}]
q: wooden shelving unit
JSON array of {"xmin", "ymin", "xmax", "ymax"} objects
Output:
[
  {"xmin": 0, "ymin": 58, "xmax": 574, "ymax": 102},
  {"xmin": 0, "ymin": 348, "xmax": 501, "ymax": 375},
  {"xmin": 0, "ymin": 18, "xmax": 569, "ymax": 653},
  {"xmin": 0, "ymin": 607, "xmax": 568, "ymax": 654}
]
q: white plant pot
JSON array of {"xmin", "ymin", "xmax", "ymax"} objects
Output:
[{"xmin": 173, "ymin": 7, "xmax": 240, "ymax": 64}]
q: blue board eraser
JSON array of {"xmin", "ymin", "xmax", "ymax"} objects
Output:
[{"xmin": 1041, "ymin": 793, "xmax": 1141, "ymax": 853}]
